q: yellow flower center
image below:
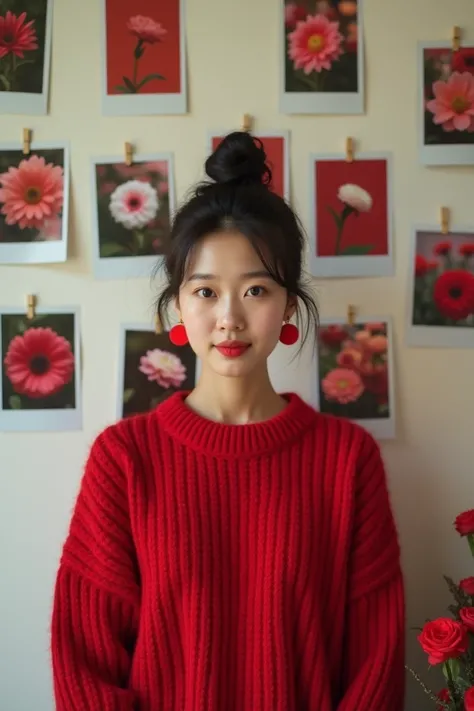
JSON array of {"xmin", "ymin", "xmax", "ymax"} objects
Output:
[
  {"xmin": 452, "ymin": 96, "xmax": 469, "ymax": 114},
  {"xmin": 25, "ymin": 186, "xmax": 42, "ymax": 204},
  {"xmin": 308, "ymin": 34, "xmax": 325, "ymax": 52},
  {"xmin": 337, "ymin": 379, "xmax": 348, "ymax": 389}
]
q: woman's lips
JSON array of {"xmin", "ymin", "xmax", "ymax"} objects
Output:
[{"xmin": 215, "ymin": 341, "xmax": 251, "ymax": 358}]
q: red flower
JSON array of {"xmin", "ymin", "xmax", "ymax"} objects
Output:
[
  {"xmin": 452, "ymin": 48, "xmax": 474, "ymax": 76},
  {"xmin": 284, "ymin": 3, "xmax": 307, "ymax": 28},
  {"xmin": 460, "ymin": 577, "xmax": 474, "ymax": 595},
  {"xmin": 320, "ymin": 325, "xmax": 349, "ymax": 347},
  {"xmin": 460, "ymin": 243, "xmax": 474, "ymax": 257},
  {"xmin": 0, "ymin": 11, "xmax": 38, "ymax": 59},
  {"xmin": 4, "ymin": 327, "xmax": 75, "ymax": 399},
  {"xmin": 415, "ymin": 254, "xmax": 429, "ymax": 276},
  {"xmin": 455, "ymin": 509, "xmax": 474, "ymax": 536},
  {"xmin": 433, "ymin": 270, "xmax": 474, "ymax": 321},
  {"xmin": 417, "ymin": 618, "xmax": 469, "ymax": 665},
  {"xmin": 460, "ymin": 608, "xmax": 474, "ymax": 631},
  {"xmin": 434, "ymin": 241, "xmax": 452, "ymax": 256},
  {"xmin": 436, "ymin": 688, "xmax": 450, "ymax": 710},
  {"xmin": 465, "ymin": 687, "xmax": 474, "ymax": 711}
]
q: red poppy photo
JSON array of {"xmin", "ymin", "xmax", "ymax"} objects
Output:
[
  {"xmin": 311, "ymin": 155, "xmax": 392, "ymax": 274},
  {"xmin": 119, "ymin": 327, "xmax": 196, "ymax": 418},
  {"xmin": 412, "ymin": 231, "xmax": 474, "ymax": 330},
  {"xmin": 0, "ymin": 0, "xmax": 52, "ymax": 114},
  {"xmin": 1, "ymin": 312, "xmax": 76, "ymax": 411},
  {"xmin": 317, "ymin": 321, "xmax": 392, "ymax": 425},
  {"xmin": 104, "ymin": 0, "xmax": 181, "ymax": 97},
  {"xmin": 211, "ymin": 133, "xmax": 289, "ymax": 201}
]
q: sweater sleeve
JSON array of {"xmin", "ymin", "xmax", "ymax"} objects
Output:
[
  {"xmin": 51, "ymin": 428, "xmax": 141, "ymax": 711},
  {"xmin": 337, "ymin": 433, "xmax": 406, "ymax": 710}
]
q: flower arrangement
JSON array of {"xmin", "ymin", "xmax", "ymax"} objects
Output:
[
  {"xmin": 408, "ymin": 509, "xmax": 474, "ymax": 709},
  {"xmin": 413, "ymin": 238, "xmax": 474, "ymax": 327}
]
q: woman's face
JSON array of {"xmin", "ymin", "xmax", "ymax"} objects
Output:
[{"xmin": 177, "ymin": 230, "xmax": 294, "ymax": 379}]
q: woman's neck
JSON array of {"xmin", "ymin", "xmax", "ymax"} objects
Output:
[{"xmin": 185, "ymin": 367, "xmax": 287, "ymax": 425}]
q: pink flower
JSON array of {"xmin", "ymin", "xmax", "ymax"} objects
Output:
[
  {"xmin": 285, "ymin": 4, "xmax": 307, "ymax": 28},
  {"xmin": 0, "ymin": 11, "xmax": 38, "ymax": 59},
  {"xmin": 0, "ymin": 155, "xmax": 64, "ymax": 230},
  {"xmin": 321, "ymin": 367, "xmax": 364, "ymax": 404},
  {"xmin": 139, "ymin": 349, "xmax": 186, "ymax": 389},
  {"xmin": 157, "ymin": 181, "xmax": 169, "ymax": 196},
  {"xmin": 109, "ymin": 179, "xmax": 159, "ymax": 230},
  {"xmin": 127, "ymin": 15, "xmax": 167, "ymax": 44},
  {"xmin": 426, "ymin": 71, "xmax": 474, "ymax": 132},
  {"xmin": 367, "ymin": 335, "xmax": 387, "ymax": 354},
  {"xmin": 288, "ymin": 14, "xmax": 344, "ymax": 74},
  {"xmin": 4, "ymin": 327, "xmax": 74, "ymax": 399},
  {"xmin": 338, "ymin": 183, "xmax": 372, "ymax": 212}
]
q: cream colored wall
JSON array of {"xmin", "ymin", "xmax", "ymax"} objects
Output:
[{"xmin": 0, "ymin": 0, "xmax": 472, "ymax": 709}]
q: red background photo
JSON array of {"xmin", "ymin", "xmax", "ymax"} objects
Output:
[
  {"xmin": 314, "ymin": 159, "xmax": 389, "ymax": 257},
  {"xmin": 105, "ymin": 0, "xmax": 181, "ymax": 95},
  {"xmin": 211, "ymin": 136, "xmax": 286, "ymax": 199}
]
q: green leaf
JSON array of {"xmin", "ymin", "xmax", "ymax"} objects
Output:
[
  {"xmin": 136, "ymin": 73, "xmax": 165, "ymax": 89},
  {"xmin": 122, "ymin": 76, "xmax": 136, "ymax": 93},
  {"xmin": 340, "ymin": 245, "xmax": 374, "ymax": 255},
  {"xmin": 0, "ymin": 73, "xmax": 10, "ymax": 91},
  {"xmin": 9, "ymin": 395, "xmax": 21, "ymax": 410},
  {"xmin": 100, "ymin": 242, "xmax": 127, "ymax": 257},
  {"xmin": 113, "ymin": 85, "xmax": 130, "ymax": 93},
  {"xmin": 123, "ymin": 388, "xmax": 135, "ymax": 403},
  {"xmin": 326, "ymin": 205, "xmax": 343, "ymax": 229}
]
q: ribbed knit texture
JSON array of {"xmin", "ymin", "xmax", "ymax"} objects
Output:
[{"xmin": 51, "ymin": 391, "xmax": 405, "ymax": 711}]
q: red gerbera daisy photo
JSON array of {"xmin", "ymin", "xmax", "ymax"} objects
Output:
[
  {"xmin": 1, "ymin": 313, "xmax": 77, "ymax": 411},
  {"xmin": 433, "ymin": 270, "xmax": 474, "ymax": 321}
]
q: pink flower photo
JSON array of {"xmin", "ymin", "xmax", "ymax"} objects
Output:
[
  {"xmin": 317, "ymin": 321, "xmax": 392, "ymax": 423},
  {"xmin": 120, "ymin": 328, "xmax": 196, "ymax": 418},
  {"xmin": 0, "ymin": 148, "xmax": 65, "ymax": 244},
  {"xmin": 283, "ymin": 0, "xmax": 359, "ymax": 95}
]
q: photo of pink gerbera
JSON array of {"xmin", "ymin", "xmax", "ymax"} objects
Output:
[
  {"xmin": 4, "ymin": 326, "xmax": 75, "ymax": 399},
  {"xmin": 288, "ymin": 14, "xmax": 344, "ymax": 74},
  {"xmin": 0, "ymin": 154, "xmax": 64, "ymax": 230}
]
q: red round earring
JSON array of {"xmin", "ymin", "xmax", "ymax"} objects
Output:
[
  {"xmin": 169, "ymin": 321, "xmax": 189, "ymax": 346},
  {"xmin": 279, "ymin": 321, "xmax": 299, "ymax": 345}
]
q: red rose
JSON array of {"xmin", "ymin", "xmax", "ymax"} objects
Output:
[
  {"xmin": 460, "ymin": 578, "xmax": 474, "ymax": 596},
  {"xmin": 455, "ymin": 510, "xmax": 474, "ymax": 536},
  {"xmin": 417, "ymin": 618, "xmax": 469, "ymax": 665},
  {"xmin": 437, "ymin": 688, "xmax": 450, "ymax": 710},
  {"xmin": 465, "ymin": 686, "xmax": 474, "ymax": 711},
  {"xmin": 460, "ymin": 608, "xmax": 474, "ymax": 631}
]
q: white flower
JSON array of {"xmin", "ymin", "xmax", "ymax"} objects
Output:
[
  {"xmin": 109, "ymin": 179, "xmax": 159, "ymax": 230},
  {"xmin": 337, "ymin": 183, "xmax": 373, "ymax": 212}
]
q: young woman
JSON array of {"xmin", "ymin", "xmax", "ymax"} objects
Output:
[{"xmin": 51, "ymin": 132, "xmax": 405, "ymax": 710}]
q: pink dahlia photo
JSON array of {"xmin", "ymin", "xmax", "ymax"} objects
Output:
[
  {"xmin": 109, "ymin": 179, "xmax": 159, "ymax": 230},
  {"xmin": 288, "ymin": 14, "xmax": 344, "ymax": 74},
  {"xmin": 4, "ymin": 327, "xmax": 75, "ymax": 399},
  {"xmin": 0, "ymin": 11, "xmax": 38, "ymax": 59},
  {"xmin": 139, "ymin": 349, "xmax": 187, "ymax": 389},
  {"xmin": 0, "ymin": 155, "xmax": 64, "ymax": 230},
  {"xmin": 426, "ymin": 71, "xmax": 474, "ymax": 132}
]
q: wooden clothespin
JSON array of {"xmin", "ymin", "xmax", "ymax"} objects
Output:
[
  {"xmin": 440, "ymin": 206, "xmax": 450, "ymax": 235},
  {"xmin": 345, "ymin": 137, "xmax": 354, "ymax": 162},
  {"xmin": 26, "ymin": 294, "xmax": 37, "ymax": 320},
  {"xmin": 154, "ymin": 313, "xmax": 163, "ymax": 335},
  {"xmin": 347, "ymin": 304, "xmax": 356, "ymax": 326},
  {"xmin": 22, "ymin": 129, "xmax": 31, "ymax": 155},
  {"xmin": 241, "ymin": 114, "xmax": 253, "ymax": 132},
  {"xmin": 452, "ymin": 26, "xmax": 461, "ymax": 52},
  {"xmin": 124, "ymin": 142, "xmax": 133, "ymax": 166}
]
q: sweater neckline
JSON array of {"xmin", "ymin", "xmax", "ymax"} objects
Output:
[{"xmin": 155, "ymin": 390, "xmax": 318, "ymax": 457}]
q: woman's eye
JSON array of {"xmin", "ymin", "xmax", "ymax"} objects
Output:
[
  {"xmin": 247, "ymin": 286, "xmax": 265, "ymax": 297},
  {"xmin": 196, "ymin": 287, "xmax": 214, "ymax": 298}
]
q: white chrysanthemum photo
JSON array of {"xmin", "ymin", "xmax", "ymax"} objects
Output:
[{"xmin": 109, "ymin": 179, "xmax": 159, "ymax": 230}]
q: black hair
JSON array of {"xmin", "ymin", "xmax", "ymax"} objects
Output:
[{"xmin": 155, "ymin": 131, "xmax": 319, "ymax": 350}]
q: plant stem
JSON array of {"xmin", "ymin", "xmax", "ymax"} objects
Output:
[
  {"xmin": 404, "ymin": 665, "xmax": 449, "ymax": 708},
  {"xmin": 444, "ymin": 661, "xmax": 459, "ymax": 706}
]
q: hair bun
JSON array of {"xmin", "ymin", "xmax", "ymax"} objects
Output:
[{"xmin": 205, "ymin": 131, "xmax": 272, "ymax": 188}]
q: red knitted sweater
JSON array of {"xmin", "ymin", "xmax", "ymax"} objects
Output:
[{"xmin": 51, "ymin": 391, "xmax": 405, "ymax": 710}]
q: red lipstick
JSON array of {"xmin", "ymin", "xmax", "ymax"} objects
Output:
[{"xmin": 215, "ymin": 340, "xmax": 250, "ymax": 358}]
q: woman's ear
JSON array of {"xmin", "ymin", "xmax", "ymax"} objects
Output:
[{"xmin": 285, "ymin": 296, "xmax": 297, "ymax": 321}]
